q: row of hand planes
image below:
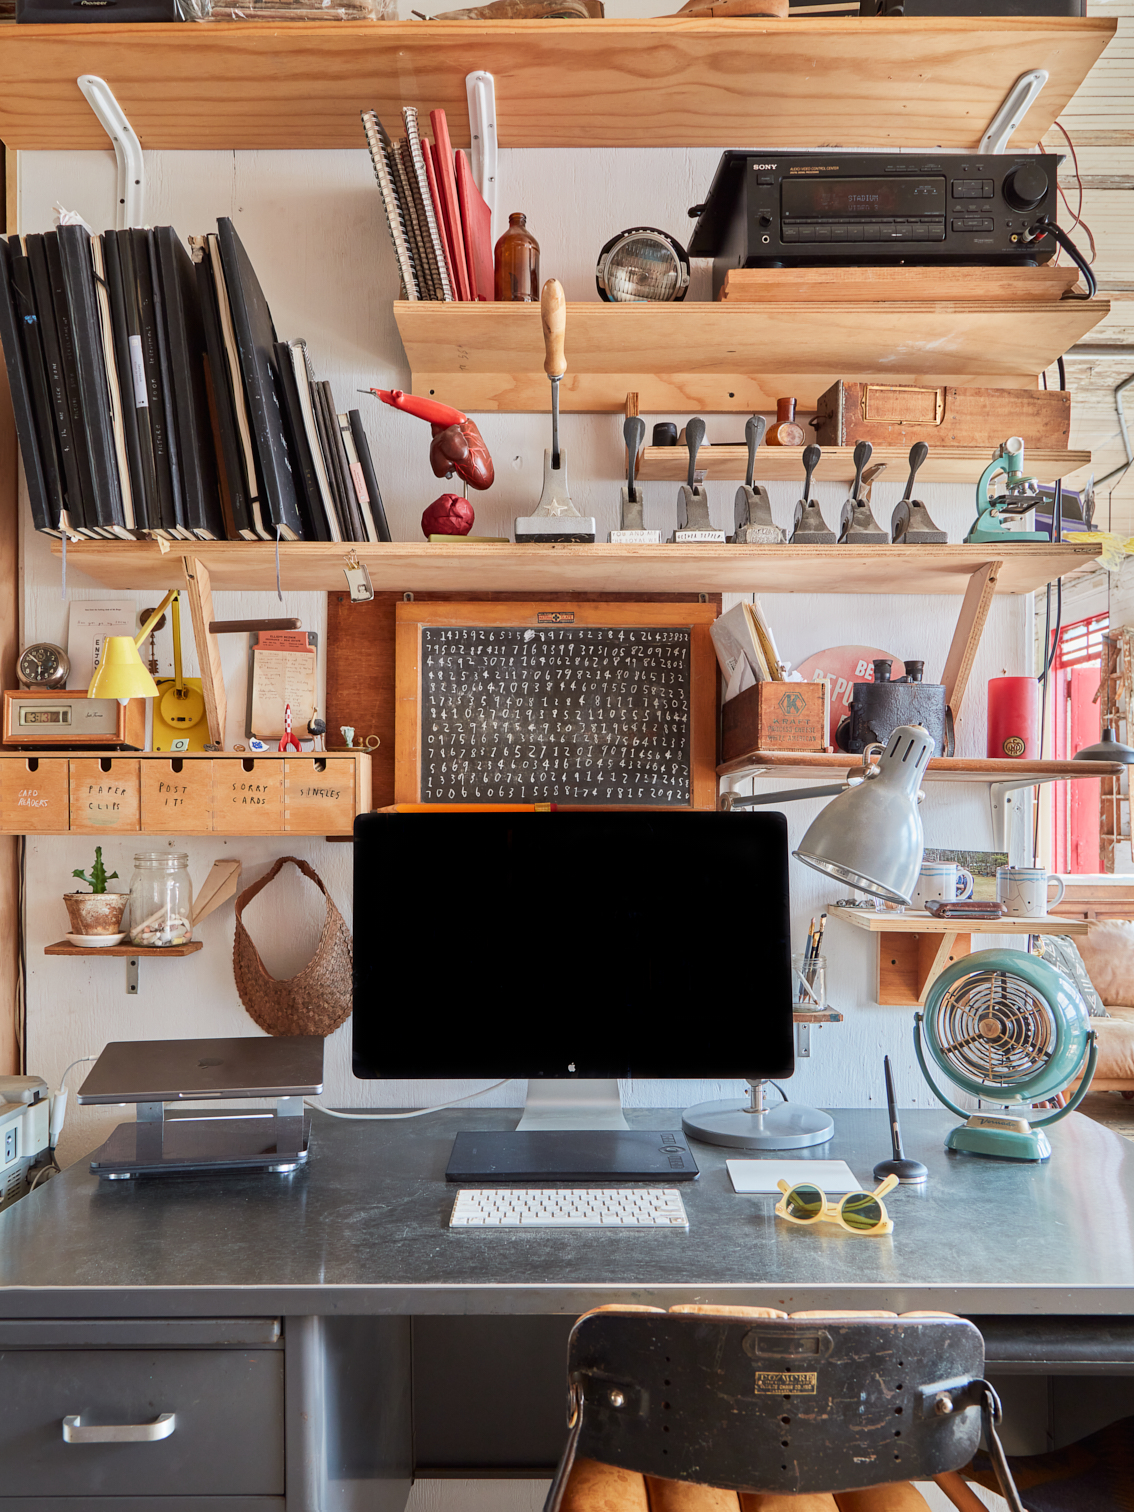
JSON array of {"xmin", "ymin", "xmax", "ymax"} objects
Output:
[{"xmin": 617, "ymin": 414, "xmax": 945, "ymax": 546}]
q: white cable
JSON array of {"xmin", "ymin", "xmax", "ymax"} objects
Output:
[
  {"xmin": 60, "ymin": 1055, "xmax": 97, "ymax": 1088},
  {"xmin": 305, "ymin": 1079, "xmax": 512, "ymax": 1121}
]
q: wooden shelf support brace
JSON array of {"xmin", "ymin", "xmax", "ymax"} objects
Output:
[
  {"xmin": 183, "ymin": 556, "xmax": 227, "ymax": 749},
  {"xmin": 76, "ymin": 75, "xmax": 144, "ymax": 230},
  {"xmin": 941, "ymin": 558, "xmax": 1001, "ymax": 728},
  {"xmin": 979, "ymin": 69, "xmax": 1048, "ymax": 155}
]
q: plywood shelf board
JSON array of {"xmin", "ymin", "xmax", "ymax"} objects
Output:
[
  {"xmin": 46, "ymin": 540, "xmax": 1103, "ymax": 598},
  {"xmin": 394, "ymin": 299, "xmax": 1110, "ymax": 413},
  {"xmin": 718, "ymin": 750, "xmax": 1125, "ymax": 781},
  {"xmin": 718, "ymin": 266, "xmax": 1085, "ymax": 302},
  {"xmin": 44, "ymin": 939, "xmax": 203, "ymax": 957},
  {"xmin": 0, "ymin": 18, "xmax": 1114, "ymax": 152},
  {"xmin": 834, "ymin": 908, "xmax": 1088, "ymax": 935},
  {"xmin": 639, "ymin": 446, "xmax": 1092, "ymax": 485}
]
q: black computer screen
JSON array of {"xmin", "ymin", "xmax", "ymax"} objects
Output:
[{"xmin": 353, "ymin": 812, "xmax": 794, "ymax": 1082}]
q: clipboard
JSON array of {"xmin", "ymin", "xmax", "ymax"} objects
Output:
[{"xmin": 246, "ymin": 631, "xmax": 319, "ymax": 744}]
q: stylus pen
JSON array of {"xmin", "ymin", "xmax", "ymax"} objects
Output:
[{"xmin": 884, "ymin": 1054, "xmax": 903, "ymax": 1161}]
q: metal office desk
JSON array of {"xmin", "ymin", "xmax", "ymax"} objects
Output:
[{"xmin": 2, "ymin": 1107, "xmax": 1134, "ymax": 1509}]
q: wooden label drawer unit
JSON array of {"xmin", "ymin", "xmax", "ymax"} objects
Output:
[
  {"xmin": 211, "ymin": 758, "xmax": 286, "ymax": 833},
  {"xmin": 68, "ymin": 759, "xmax": 142, "ymax": 833},
  {"xmin": 284, "ymin": 757, "xmax": 362, "ymax": 834},
  {"xmin": 0, "ymin": 757, "xmax": 70, "ymax": 832},
  {"xmin": 139, "ymin": 758, "xmax": 214, "ymax": 833}
]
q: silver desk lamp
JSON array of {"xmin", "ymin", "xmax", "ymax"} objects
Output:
[{"xmin": 683, "ymin": 725, "xmax": 933, "ymax": 1150}]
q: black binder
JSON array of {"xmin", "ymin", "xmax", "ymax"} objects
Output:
[
  {"xmin": 194, "ymin": 249, "xmax": 254, "ymax": 541},
  {"xmin": 0, "ymin": 238, "xmax": 61, "ymax": 536},
  {"xmin": 100, "ymin": 232, "xmax": 148, "ymax": 534},
  {"xmin": 154, "ymin": 227, "xmax": 223, "ymax": 541},
  {"xmin": 215, "ymin": 218, "xmax": 303, "ymax": 541},
  {"xmin": 348, "ymin": 411, "xmax": 392, "ymax": 543},
  {"xmin": 273, "ymin": 340, "xmax": 325, "ymax": 542},
  {"xmin": 128, "ymin": 229, "xmax": 177, "ymax": 538},
  {"xmin": 316, "ymin": 379, "xmax": 364, "ymax": 543},
  {"xmin": 146, "ymin": 232, "xmax": 188, "ymax": 539},
  {"xmin": 56, "ymin": 225, "xmax": 127, "ymax": 538},
  {"xmin": 39, "ymin": 233, "xmax": 100, "ymax": 536},
  {"xmin": 112, "ymin": 231, "xmax": 160, "ymax": 536}
]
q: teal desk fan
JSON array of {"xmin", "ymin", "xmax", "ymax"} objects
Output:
[{"xmin": 914, "ymin": 948, "xmax": 1098, "ymax": 1162}]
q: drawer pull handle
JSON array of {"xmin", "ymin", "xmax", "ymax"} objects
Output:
[{"xmin": 62, "ymin": 1413, "xmax": 176, "ymax": 1444}]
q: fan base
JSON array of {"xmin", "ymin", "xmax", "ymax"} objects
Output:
[{"xmin": 947, "ymin": 1121, "xmax": 1052, "ymax": 1162}]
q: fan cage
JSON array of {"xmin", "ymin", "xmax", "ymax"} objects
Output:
[{"xmin": 928, "ymin": 968, "xmax": 1057, "ymax": 1094}]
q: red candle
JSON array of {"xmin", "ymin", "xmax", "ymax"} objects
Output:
[{"xmin": 987, "ymin": 676, "xmax": 1038, "ymax": 760}]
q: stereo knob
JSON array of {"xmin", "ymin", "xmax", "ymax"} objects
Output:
[
  {"xmin": 758, "ymin": 212, "xmax": 773, "ymax": 227},
  {"xmin": 1003, "ymin": 162, "xmax": 1049, "ymax": 212}
]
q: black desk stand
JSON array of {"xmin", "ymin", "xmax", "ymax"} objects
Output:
[{"xmin": 91, "ymin": 1100, "xmax": 312, "ymax": 1179}]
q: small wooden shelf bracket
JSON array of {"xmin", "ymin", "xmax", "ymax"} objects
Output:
[
  {"xmin": 979, "ymin": 68, "xmax": 1048, "ymax": 155},
  {"xmin": 465, "ymin": 70, "xmax": 497, "ymax": 241},
  {"xmin": 76, "ymin": 74, "xmax": 144, "ymax": 230}
]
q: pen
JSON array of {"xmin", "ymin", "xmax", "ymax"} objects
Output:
[{"xmin": 885, "ymin": 1054, "xmax": 902, "ymax": 1161}]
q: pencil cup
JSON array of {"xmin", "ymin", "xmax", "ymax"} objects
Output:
[{"xmin": 792, "ymin": 952, "xmax": 827, "ymax": 1010}]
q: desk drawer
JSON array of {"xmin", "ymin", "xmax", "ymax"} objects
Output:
[{"xmin": 0, "ymin": 1349, "xmax": 283, "ymax": 1496}]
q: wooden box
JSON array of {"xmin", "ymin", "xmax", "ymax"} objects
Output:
[
  {"xmin": 0, "ymin": 757, "xmax": 71, "ymax": 833},
  {"xmin": 69, "ymin": 758, "xmax": 142, "ymax": 833},
  {"xmin": 212, "ymin": 758, "xmax": 285, "ymax": 833},
  {"xmin": 140, "ymin": 758, "xmax": 214, "ymax": 833},
  {"xmin": 284, "ymin": 757, "xmax": 366, "ymax": 835},
  {"xmin": 812, "ymin": 381, "xmax": 1070, "ymax": 451},
  {"xmin": 722, "ymin": 681, "xmax": 829, "ymax": 762}
]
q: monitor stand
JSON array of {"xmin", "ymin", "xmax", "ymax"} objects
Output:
[
  {"xmin": 445, "ymin": 1079, "xmax": 700, "ymax": 1183},
  {"xmin": 682, "ymin": 1079, "xmax": 834, "ymax": 1150}
]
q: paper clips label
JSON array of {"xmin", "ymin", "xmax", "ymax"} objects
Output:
[{"xmin": 343, "ymin": 553, "xmax": 374, "ymax": 603}]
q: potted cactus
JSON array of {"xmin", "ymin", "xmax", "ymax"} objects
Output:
[{"xmin": 64, "ymin": 847, "xmax": 127, "ymax": 940}]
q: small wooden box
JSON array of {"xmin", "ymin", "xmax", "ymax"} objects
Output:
[
  {"xmin": 722, "ymin": 682, "xmax": 829, "ymax": 762},
  {"xmin": 812, "ymin": 380, "xmax": 1071, "ymax": 452},
  {"xmin": 0, "ymin": 757, "xmax": 71, "ymax": 833},
  {"xmin": 3, "ymin": 690, "xmax": 146, "ymax": 749},
  {"xmin": 140, "ymin": 758, "xmax": 214, "ymax": 833},
  {"xmin": 284, "ymin": 757, "xmax": 364, "ymax": 835},
  {"xmin": 212, "ymin": 758, "xmax": 285, "ymax": 833},
  {"xmin": 69, "ymin": 758, "xmax": 142, "ymax": 833}
]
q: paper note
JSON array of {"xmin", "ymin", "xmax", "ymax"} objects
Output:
[
  {"xmin": 250, "ymin": 649, "xmax": 317, "ymax": 740},
  {"xmin": 255, "ymin": 631, "xmax": 314, "ymax": 654},
  {"xmin": 66, "ymin": 598, "xmax": 137, "ymax": 689},
  {"xmin": 726, "ymin": 1159, "xmax": 863, "ymax": 1195}
]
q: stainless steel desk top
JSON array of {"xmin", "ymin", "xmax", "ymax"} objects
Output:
[{"xmin": 1, "ymin": 1108, "xmax": 1132, "ymax": 1320}]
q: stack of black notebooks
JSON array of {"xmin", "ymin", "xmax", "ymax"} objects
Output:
[{"xmin": 0, "ymin": 217, "xmax": 392, "ymax": 545}]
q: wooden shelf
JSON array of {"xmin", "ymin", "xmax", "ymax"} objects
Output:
[
  {"xmin": 718, "ymin": 750, "xmax": 1124, "ymax": 782},
  {"xmin": 834, "ymin": 908, "xmax": 1088, "ymax": 936},
  {"xmin": 639, "ymin": 445, "xmax": 1092, "ymax": 486},
  {"xmin": 394, "ymin": 299, "xmax": 1110, "ymax": 414},
  {"xmin": 832, "ymin": 905, "xmax": 1085, "ymax": 1006},
  {"xmin": 49, "ymin": 539, "xmax": 1102, "ymax": 598},
  {"xmin": 0, "ymin": 18, "xmax": 1114, "ymax": 152},
  {"xmin": 44, "ymin": 940, "xmax": 202, "ymax": 957}
]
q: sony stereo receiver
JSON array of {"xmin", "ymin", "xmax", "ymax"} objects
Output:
[{"xmin": 688, "ymin": 152, "xmax": 1061, "ymax": 292}]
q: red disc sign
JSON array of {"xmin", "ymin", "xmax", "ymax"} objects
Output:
[{"xmin": 795, "ymin": 645, "xmax": 907, "ymax": 746}]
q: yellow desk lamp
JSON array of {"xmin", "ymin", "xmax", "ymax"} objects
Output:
[{"xmin": 88, "ymin": 592, "xmax": 208, "ymax": 749}]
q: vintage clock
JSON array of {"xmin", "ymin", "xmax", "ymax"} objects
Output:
[{"xmin": 17, "ymin": 643, "xmax": 70, "ymax": 690}]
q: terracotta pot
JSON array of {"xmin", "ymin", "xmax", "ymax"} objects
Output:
[{"xmin": 63, "ymin": 891, "xmax": 128, "ymax": 937}]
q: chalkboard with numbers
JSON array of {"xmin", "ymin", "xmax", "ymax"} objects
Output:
[{"xmin": 394, "ymin": 601, "xmax": 718, "ymax": 809}]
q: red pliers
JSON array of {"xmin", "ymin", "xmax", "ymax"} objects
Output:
[{"xmin": 278, "ymin": 702, "xmax": 302, "ymax": 753}]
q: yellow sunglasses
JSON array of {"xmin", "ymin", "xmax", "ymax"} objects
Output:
[{"xmin": 774, "ymin": 1174, "xmax": 899, "ymax": 1236}]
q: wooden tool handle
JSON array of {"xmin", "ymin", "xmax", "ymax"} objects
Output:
[{"xmin": 541, "ymin": 279, "xmax": 567, "ymax": 379}]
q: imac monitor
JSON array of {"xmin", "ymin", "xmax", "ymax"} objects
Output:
[{"xmin": 353, "ymin": 812, "xmax": 794, "ymax": 1179}]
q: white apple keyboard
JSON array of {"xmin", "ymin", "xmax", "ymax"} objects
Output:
[{"xmin": 450, "ymin": 1187, "xmax": 690, "ymax": 1229}]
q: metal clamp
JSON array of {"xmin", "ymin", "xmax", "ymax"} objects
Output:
[
  {"xmin": 63, "ymin": 1413, "xmax": 175, "ymax": 1444},
  {"xmin": 77, "ymin": 75, "xmax": 144, "ymax": 230},
  {"xmin": 465, "ymin": 71, "xmax": 498, "ymax": 241},
  {"xmin": 978, "ymin": 69, "xmax": 1049, "ymax": 157}
]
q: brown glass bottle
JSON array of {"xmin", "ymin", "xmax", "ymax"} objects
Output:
[
  {"xmin": 766, "ymin": 396, "xmax": 806, "ymax": 447},
  {"xmin": 494, "ymin": 212, "xmax": 540, "ymax": 303}
]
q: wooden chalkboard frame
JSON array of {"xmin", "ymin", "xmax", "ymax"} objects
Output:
[{"xmin": 395, "ymin": 600, "xmax": 718, "ymax": 810}]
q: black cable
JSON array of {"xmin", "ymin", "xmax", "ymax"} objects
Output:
[
  {"xmin": 1037, "ymin": 578, "xmax": 1063, "ymax": 682},
  {"xmin": 1034, "ymin": 217, "xmax": 1096, "ymax": 300},
  {"xmin": 769, "ymin": 1081, "xmax": 790, "ymax": 1104}
]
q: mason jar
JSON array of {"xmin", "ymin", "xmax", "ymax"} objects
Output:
[{"xmin": 128, "ymin": 852, "xmax": 193, "ymax": 947}]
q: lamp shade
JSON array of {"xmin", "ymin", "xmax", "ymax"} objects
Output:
[
  {"xmin": 87, "ymin": 636, "xmax": 160, "ymax": 704},
  {"xmin": 793, "ymin": 724, "xmax": 933, "ymax": 904},
  {"xmin": 1074, "ymin": 726, "xmax": 1134, "ymax": 765}
]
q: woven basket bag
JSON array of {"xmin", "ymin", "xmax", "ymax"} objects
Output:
[{"xmin": 233, "ymin": 856, "xmax": 352, "ymax": 1037}]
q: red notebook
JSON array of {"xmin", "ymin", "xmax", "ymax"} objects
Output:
[
  {"xmin": 422, "ymin": 140, "xmax": 458, "ymax": 299},
  {"xmin": 455, "ymin": 148, "xmax": 494, "ymax": 302},
  {"xmin": 428, "ymin": 109, "xmax": 471, "ymax": 301}
]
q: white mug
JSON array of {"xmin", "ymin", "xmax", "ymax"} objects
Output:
[
  {"xmin": 913, "ymin": 862, "xmax": 974, "ymax": 909},
  {"xmin": 997, "ymin": 866, "xmax": 1066, "ymax": 918}
]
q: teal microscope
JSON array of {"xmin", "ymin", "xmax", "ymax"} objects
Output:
[{"xmin": 964, "ymin": 437, "xmax": 1046, "ymax": 545}]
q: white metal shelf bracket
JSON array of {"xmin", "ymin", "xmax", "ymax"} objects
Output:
[
  {"xmin": 979, "ymin": 69, "xmax": 1049, "ymax": 156},
  {"xmin": 465, "ymin": 70, "xmax": 498, "ymax": 243},
  {"xmin": 77, "ymin": 75, "xmax": 144, "ymax": 231},
  {"xmin": 990, "ymin": 776, "xmax": 1052, "ymax": 851}
]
